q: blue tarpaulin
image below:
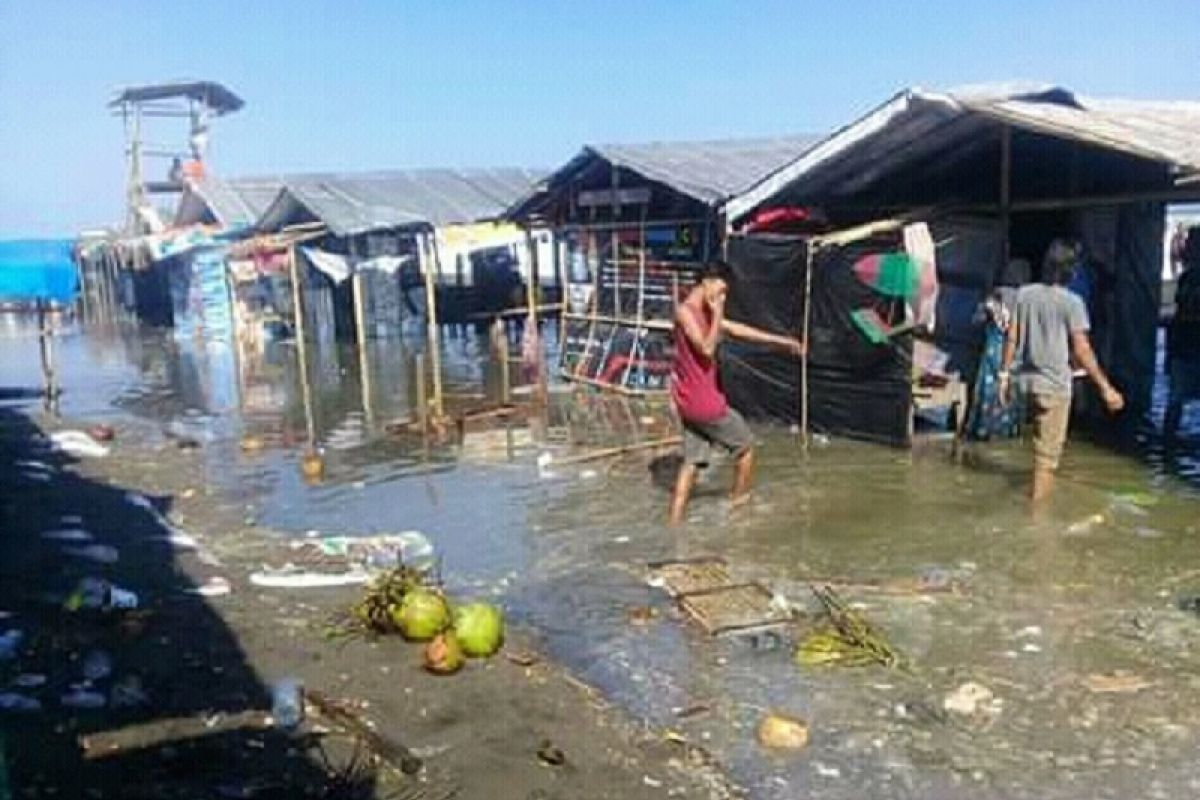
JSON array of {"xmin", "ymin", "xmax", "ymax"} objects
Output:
[{"xmin": 0, "ymin": 239, "xmax": 78, "ymax": 303}]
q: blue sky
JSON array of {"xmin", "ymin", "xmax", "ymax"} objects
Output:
[{"xmin": 1, "ymin": 0, "xmax": 1197, "ymax": 237}]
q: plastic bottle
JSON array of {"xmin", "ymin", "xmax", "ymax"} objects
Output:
[
  {"xmin": 395, "ymin": 531, "xmax": 435, "ymax": 573},
  {"xmin": 271, "ymin": 678, "xmax": 304, "ymax": 729}
]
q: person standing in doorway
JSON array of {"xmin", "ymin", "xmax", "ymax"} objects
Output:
[
  {"xmin": 668, "ymin": 260, "xmax": 805, "ymax": 525},
  {"xmin": 1000, "ymin": 239, "xmax": 1125, "ymax": 502},
  {"xmin": 1166, "ymin": 228, "xmax": 1200, "ymax": 440}
]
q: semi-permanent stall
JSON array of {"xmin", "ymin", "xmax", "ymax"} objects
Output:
[
  {"xmin": 725, "ymin": 85, "xmax": 1200, "ymax": 436},
  {"xmin": 254, "ymin": 168, "xmax": 544, "ymax": 415},
  {"xmin": 506, "ymin": 136, "xmax": 818, "ymax": 393}
]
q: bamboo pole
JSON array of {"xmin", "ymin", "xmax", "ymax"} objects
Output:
[
  {"xmin": 999, "ymin": 125, "xmax": 1012, "ymax": 282},
  {"xmin": 350, "ymin": 240, "xmax": 374, "ymax": 425},
  {"xmin": 288, "ymin": 245, "xmax": 316, "ymax": 446},
  {"xmin": 493, "ymin": 317, "xmax": 511, "ymax": 404},
  {"xmin": 420, "ymin": 232, "xmax": 445, "ymax": 417},
  {"xmin": 553, "ymin": 436, "xmax": 681, "ymax": 466},
  {"xmin": 415, "ymin": 352, "xmax": 429, "ymax": 448},
  {"xmin": 800, "ymin": 244, "xmax": 814, "ymax": 447}
]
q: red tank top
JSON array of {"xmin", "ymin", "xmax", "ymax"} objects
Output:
[{"xmin": 671, "ymin": 303, "xmax": 728, "ymax": 423}]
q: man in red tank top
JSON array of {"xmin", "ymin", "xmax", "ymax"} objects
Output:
[{"xmin": 668, "ymin": 261, "xmax": 805, "ymax": 525}]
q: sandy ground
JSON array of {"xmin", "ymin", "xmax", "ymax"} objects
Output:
[{"xmin": 0, "ymin": 402, "xmax": 735, "ymax": 799}]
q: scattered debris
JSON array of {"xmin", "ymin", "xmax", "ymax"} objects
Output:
[
  {"xmin": 271, "ymin": 677, "xmax": 304, "ymax": 729},
  {"xmin": 80, "ymin": 711, "xmax": 274, "ymax": 759},
  {"xmin": 64, "ymin": 578, "xmax": 138, "ymax": 611},
  {"xmin": 250, "ymin": 569, "xmax": 370, "ymax": 589},
  {"xmin": 0, "ymin": 630, "xmax": 23, "ymax": 660},
  {"xmin": 536, "ymin": 739, "xmax": 566, "ymax": 767},
  {"xmin": 49, "ymin": 430, "xmax": 110, "ymax": 458},
  {"xmin": 795, "ymin": 586, "xmax": 902, "ymax": 668},
  {"xmin": 1065, "ymin": 513, "xmax": 1106, "ymax": 536},
  {"xmin": 1082, "ymin": 672, "xmax": 1153, "ymax": 694},
  {"xmin": 627, "ymin": 606, "xmax": 658, "ymax": 626},
  {"xmin": 11, "ymin": 674, "xmax": 46, "ymax": 689},
  {"xmin": 756, "ymin": 712, "xmax": 810, "ymax": 750},
  {"xmin": 87, "ymin": 424, "xmax": 116, "ymax": 442},
  {"xmin": 61, "ymin": 689, "xmax": 107, "ymax": 710},
  {"xmin": 62, "ymin": 544, "xmax": 120, "ymax": 564},
  {"xmin": 306, "ymin": 689, "xmax": 423, "ymax": 777},
  {"xmin": 504, "ymin": 649, "xmax": 540, "ymax": 668},
  {"xmin": 109, "ymin": 675, "xmax": 149, "ymax": 708},
  {"xmin": 188, "ymin": 577, "xmax": 232, "ymax": 597},
  {"xmin": 81, "ymin": 650, "xmax": 114, "ymax": 681},
  {"xmin": 40, "ymin": 528, "xmax": 94, "ymax": 543},
  {"xmin": 0, "ymin": 692, "xmax": 41, "ymax": 712},
  {"xmin": 943, "ymin": 682, "xmax": 999, "ymax": 716}
]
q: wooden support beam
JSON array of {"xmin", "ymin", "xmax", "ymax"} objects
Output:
[{"xmin": 420, "ymin": 233, "xmax": 445, "ymax": 417}]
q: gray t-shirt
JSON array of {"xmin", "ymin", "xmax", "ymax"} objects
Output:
[{"xmin": 1012, "ymin": 284, "xmax": 1090, "ymax": 396}]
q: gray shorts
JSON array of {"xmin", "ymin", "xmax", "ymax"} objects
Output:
[{"xmin": 682, "ymin": 409, "xmax": 754, "ymax": 467}]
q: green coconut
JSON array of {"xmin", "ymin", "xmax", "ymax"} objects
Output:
[
  {"xmin": 424, "ymin": 630, "xmax": 465, "ymax": 675},
  {"xmin": 453, "ymin": 602, "xmax": 505, "ymax": 657},
  {"xmin": 391, "ymin": 589, "xmax": 450, "ymax": 641}
]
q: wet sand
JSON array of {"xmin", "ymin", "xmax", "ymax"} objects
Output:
[{"xmin": 0, "ymin": 405, "xmax": 734, "ymax": 799}]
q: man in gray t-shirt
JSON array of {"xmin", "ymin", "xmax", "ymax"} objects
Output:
[{"xmin": 1000, "ymin": 240, "xmax": 1124, "ymax": 501}]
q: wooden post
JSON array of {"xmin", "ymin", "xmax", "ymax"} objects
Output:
[
  {"xmin": 350, "ymin": 240, "xmax": 374, "ymax": 425},
  {"xmin": 288, "ymin": 244, "xmax": 316, "ymax": 446},
  {"xmin": 420, "ymin": 232, "xmax": 445, "ymax": 417},
  {"xmin": 492, "ymin": 317, "xmax": 510, "ymax": 404},
  {"xmin": 523, "ymin": 225, "xmax": 547, "ymax": 404},
  {"xmin": 555, "ymin": 231, "xmax": 569, "ymax": 355},
  {"xmin": 999, "ymin": 125, "xmax": 1012, "ymax": 281},
  {"xmin": 37, "ymin": 301, "xmax": 58, "ymax": 415},
  {"xmin": 415, "ymin": 352, "xmax": 428, "ymax": 432},
  {"xmin": 800, "ymin": 244, "xmax": 815, "ymax": 447}
]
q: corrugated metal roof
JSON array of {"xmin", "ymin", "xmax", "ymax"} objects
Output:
[
  {"xmin": 727, "ymin": 86, "xmax": 1200, "ymax": 221},
  {"xmin": 257, "ymin": 168, "xmax": 544, "ymax": 236},
  {"xmin": 507, "ymin": 135, "xmax": 821, "ymax": 218},
  {"xmin": 175, "ymin": 176, "xmax": 287, "ymax": 229},
  {"xmin": 109, "ymin": 81, "xmax": 244, "ymax": 114},
  {"xmin": 592, "ymin": 136, "xmax": 823, "ymax": 203}
]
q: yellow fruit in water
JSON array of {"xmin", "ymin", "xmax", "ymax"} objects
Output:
[
  {"xmin": 301, "ymin": 450, "xmax": 324, "ymax": 480},
  {"xmin": 240, "ymin": 435, "xmax": 265, "ymax": 453},
  {"xmin": 756, "ymin": 712, "xmax": 809, "ymax": 750}
]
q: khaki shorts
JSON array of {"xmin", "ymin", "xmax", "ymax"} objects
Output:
[
  {"xmin": 1028, "ymin": 392, "xmax": 1071, "ymax": 470},
  {"xmin": 681, "ymin": 409, "xmax": 754, "ymax": 467}
]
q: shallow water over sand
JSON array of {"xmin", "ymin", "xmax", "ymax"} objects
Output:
[{"xmin": 4, "ymin": 314, "xmax": 1200, "ymax": 799}]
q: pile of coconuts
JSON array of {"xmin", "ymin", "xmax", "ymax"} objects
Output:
[{"xmin": 384, "ymin": 584, "xmax": 506, "ymax": 675}]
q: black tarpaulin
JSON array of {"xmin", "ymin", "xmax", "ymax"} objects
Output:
[{"xmin": 723, "ymin": 233, "xmax": 914, "ymax": 446}]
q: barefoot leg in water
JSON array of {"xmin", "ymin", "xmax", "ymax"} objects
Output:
[
  {"xmin": 669, "ymin": 463, "xmax": 699, "ymax": 526},
  {"xmin": 731, "ymin": 447, "xmax": 754, "ymax": 508}
]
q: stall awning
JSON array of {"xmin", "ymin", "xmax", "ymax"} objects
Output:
[{"xmin": 0, "ymin": 240, "xmax": 78, "ymax": 304}]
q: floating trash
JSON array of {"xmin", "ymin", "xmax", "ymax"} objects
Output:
[
  {"xmin": 41, "ymin": 528, "xmax": 94, "ymax": 543},
  {"xmin": 60, "ymin": 689, "xmax": 106, "ymax": 710},
  {"xmin": 757, "ymin": 712, "xmax": 810, "ymax": 750},
  {"xmin": 81, "ymin": 650, "xmax": 113, "ymax": 682},
  {"xmin": 49, "ymin": 430, "xmax": 110, "ymax": 459},
  {"xmin": 62, "ymin": 544, "xmax": 120, "ymax": 565},
  {"xmin": 0, "ymin": 692, "xmax": 41, "ymax": 712}
]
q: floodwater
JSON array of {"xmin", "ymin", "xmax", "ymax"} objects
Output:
[{"xmin": 3, "ymin": 313, "xmax": 1200, "ymax": 799}]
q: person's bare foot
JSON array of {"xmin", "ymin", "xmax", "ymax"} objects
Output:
[{"xmin": 730, "ymin": 492, "xmax": 752, "ymax": 510}]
